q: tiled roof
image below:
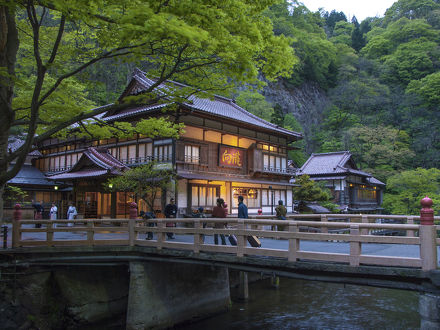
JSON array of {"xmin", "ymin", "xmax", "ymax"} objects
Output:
[
  {"xmin": 8, "ymin": 164, "xmax": 56, "ymax": 186},
  {"xmin": 48, "ymin": 169, "xmax": 109, "ymax": 180},
  {"xmin": 84, "ymin": 147, "xmax": 127, "ymax": 171},
  {"xmin": 297, "ymin": 151, "xmax": 385, "ymax": 186},
  {"xmin": 48, "ymin": 147, "xmax": 128, "ymax": 180},
  {"xmin": 8, "ymin": 137, "xmax": 42, "ymax": 157},
  {"xmin": 104, "ymin": 103, "xmax": 168, "ymax": 121},
  {"xmin": 107, "ymin": 68, "xmax": 302, "ymax": 139},
  {"xmin": 367, "ymin": 176, "xmax": 386, "ymax": 186},
  {"xmin": 298, "ymin": 151, "xmax": 371, "ymax": 177}
]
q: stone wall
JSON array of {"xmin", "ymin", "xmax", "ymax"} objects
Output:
[{"xmin": 126, "ymin": 261, "xmax": 230, "ymax": 329}]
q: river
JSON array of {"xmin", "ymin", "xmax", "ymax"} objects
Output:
[{"xmin": 179, "ymin": 277, "xmax": 420, "ymax": 329}]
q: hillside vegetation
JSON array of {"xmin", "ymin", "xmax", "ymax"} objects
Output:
[{"xmin": 14, "ymin": 0, "xmax": 439, "ymax": 214}]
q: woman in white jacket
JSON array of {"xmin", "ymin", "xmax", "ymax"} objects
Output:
[
  {"xmin": 50, "ymin": 203, "xmax": 58, "ymax": 227},
  {"xmin": 67, "ymin": 203, "xmax": 77, "ymax": 227}
]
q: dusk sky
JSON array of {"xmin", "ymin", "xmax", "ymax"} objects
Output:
[{"xmin": 300, "ymin": 0, "xmax": 397, "ymax": 21}]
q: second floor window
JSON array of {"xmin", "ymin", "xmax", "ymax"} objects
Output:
[
  {"xmin": 154, "ymin": 144, "xmax": 172, "ymax": 162},
  {"xmin": 263, "ymin": 154, "xmax": 286, "ymax": 172},
  {"xmin": 185, "ymin": 145, "xmax": 200, "ymax": 164}
]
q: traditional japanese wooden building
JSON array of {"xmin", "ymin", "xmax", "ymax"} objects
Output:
[
  {"xmin": 38, "ymin": 69, "xmax": 302, "ymax": 218},
  {"xmin": 296, "ymin": 151, "xmax": 385, "ymax": 213}
]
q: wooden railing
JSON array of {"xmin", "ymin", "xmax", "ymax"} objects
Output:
[{"xmin": 11, "ymin": 214, "xmax": 439, "ymax": 271}]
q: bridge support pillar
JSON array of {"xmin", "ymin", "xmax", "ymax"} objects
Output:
[
  {"xmin": 419, "ymin": 293, "xmax": 440, "ymax": 329},
  {"xmin": 126, "ymin": 261, "xmax": 230, "ymax": 329},
  {"xmin": 238, "ymin": 271, "xmax": 249, "ymax": 300}
]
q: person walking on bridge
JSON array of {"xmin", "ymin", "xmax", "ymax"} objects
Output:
[
  {"xmin": 164, "ymin": 198, "xmax": 177, "ymax": 239},
  {"xmin": 237, "ymin": 195, "xmax": 248, "ymax": 219},
  {"xmin": 275, "ymin": 200, "xmax": 287, "ymax": 231},
  {"xmin": 212, "ymin": 198, "xmax": 227, "ymax": 245}
]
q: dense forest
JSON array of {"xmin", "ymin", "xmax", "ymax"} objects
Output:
[
  {"xmin": 7, "ymin": 0, "xmax": 440, "ymax": 214},
  {"xmin": 70, "ymin": 0, "xmax": 440, "ymax": 214}
]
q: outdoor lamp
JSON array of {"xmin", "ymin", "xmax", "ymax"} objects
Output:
[
  {"xmin": 54, "ymin": 186, "xmax": 58, "ymax": 190},
  {"xmin": 108, "ymin": 183, "xmax": 113, "ymax": 189}
]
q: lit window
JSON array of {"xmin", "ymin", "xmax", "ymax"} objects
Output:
[{"xmin": 185, "ymin": 145, "xmax": 200, "ymax": 164}]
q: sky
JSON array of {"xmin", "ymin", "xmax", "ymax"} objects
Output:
[{"xmin": 300, "ymin": 0, "xmax": 397, "ymax": 22}]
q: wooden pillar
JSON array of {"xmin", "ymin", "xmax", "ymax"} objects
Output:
[
  {"xmin": 419, "ymin": 197, "xmax": 437, "ymax": 271},
  {"xmin": 349, "ymin": 224, "xmax": 361, "ymax": 266},
  {"xmin": 110, "ymin": 192, "xmax": 117, "ymax": 219},
  {"xmin": 12, "ymin": 204, "xmax": 21, "ymax": 248},
  {"xmin": 419, "ymin": 293, "xmax": 440, "ymax": 329},
  {"xmin": 238, "ymin": 271, "xmax": 249, "ymax": 301}
]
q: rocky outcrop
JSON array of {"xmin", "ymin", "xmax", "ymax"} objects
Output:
[{"xmin": 263, "ymin": 80, "xmax": 329, "ymax": 153}]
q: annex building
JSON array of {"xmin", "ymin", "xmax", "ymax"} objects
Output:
[{"xmin": 296, "ymin": 151, "xmax": 385, "ymax": 213}]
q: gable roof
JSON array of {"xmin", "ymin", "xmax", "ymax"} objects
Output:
[
  {"xmin": 106, "ymin": 68, "xmax": 302, "ymax": 140},
  {"xmin": 297, "ymin": 151, "xmax": 386, "ymax": 186},
  {"xmin": 298, "ymin": 151, "xmax": 359, "ymax": 175},
  {"xmin": 8, "ymin": 137, "xmax": 42, "ymax": 157},
  {"xmin": 48, "ymin": 147, "xmax": 128, "ymax": 180},
  {"xmin": 8, "ymin": 164, "xmax": 56, "ymax": 186}
]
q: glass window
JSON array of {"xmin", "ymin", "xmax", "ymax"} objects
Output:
[
  {"xmin": 263, "ymin": 154, "xmax": 269, "ymax": 169},
  {"xmin": 185, "ymin": 145, "xmax": 200, "ymax": 163},
  {"xmin": 128, "ymin": 145, "xmax": 136, "ymax": 160},
  {"xmin": 119, "ymin": 146, "xmax": 128, "ymax": 161}
]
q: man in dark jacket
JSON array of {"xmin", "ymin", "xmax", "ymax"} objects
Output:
[
  {"xmin": 237, "ymin": 195, "xmax": 248, "ymax": 219},
  {"xmin": 164, "ymin": 198, "xmax": 177, "ymax": 239}
]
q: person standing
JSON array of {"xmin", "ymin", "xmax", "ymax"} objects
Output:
[
  {"xmin": 31, "ymin": 200, "xmax": 43, "ymax": 228},
  {"xmin": 237, "ymin": 195, "xmax": 248, "ymax": 219},
  {"xmin": 212, "ymin": 198, "xmax": 227, "ymax": 245},
  {"xmin": 275, "ymin": 200, "xmax": 287, "ymax": 231},
  {"xmin": 67, "ymin": 202, "xmax": 77, "ymax": 227},
  {"xmin": 164, "ymin": 198, "xmax": 177, "ymax": 239},
  {"xmin": 50, "ymin": 202, "xmax": 58, "ymax": 227}
]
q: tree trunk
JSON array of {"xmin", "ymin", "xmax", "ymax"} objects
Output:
[{"xmin": 0, "ymin": 6, "xmax": 19, "ymax": 224}]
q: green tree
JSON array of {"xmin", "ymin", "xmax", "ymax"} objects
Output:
[
  {"xmin": 323, "ymin": 10, "xmax": 347, "ymax": 37},
  {"xmin": 235, "ymin": 90, "xmax": 274, "ymax": 122},
  {"xmin": 343, "ymin": 125, "xmax": 414, "ymax": 181},
  {"xmin": 383, "ymin": 168, "xmax": 440, "ymax": 215},
  {"xmin": 382, "ymin": 38, "xmax": 440, "ymax": 86},
  {"xmin": 107, "ymin": 163, "xmax": 176, "ymax": 212},
  {"xmin": 406, "ymin": 71, "xmax": 440, "ymax": 107},
  {"xmin": 330, "ymin": 21, "xmax": 353, "ymax": 46},
  {"xmin": 383, "ymin": 0, "xmax": 440, "ymax": 25},
  {"xmin": 0, "ymin": 0, "xmax": 297, "ymax": 221},
  {"xmin": 283, "ymin": 113, "xmax": 307, "ymax": 166},
  {"xmin": 293, "ymin": 175, "xmax": 332, "ymax": 202}
]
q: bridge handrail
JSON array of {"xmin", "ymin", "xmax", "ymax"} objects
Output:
[{"xmin": 10, "ymin": 215, "xmax": 438, "ymax": 271}]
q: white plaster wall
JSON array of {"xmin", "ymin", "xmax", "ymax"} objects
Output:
[{"xmin": 177, "ymin": 179, "xmax": 187, "ymax": 216}]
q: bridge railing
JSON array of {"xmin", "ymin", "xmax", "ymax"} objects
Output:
[{"xmin": 11, "ymin": 214, "xmax": 439, "ymax": 271}]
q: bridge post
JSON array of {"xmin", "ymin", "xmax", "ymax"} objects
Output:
[
  {"xmin": 407, "ymin": 216, "xmax": 415, "ymax": 237},
  {"xmin": 129, "ymin": 202, "xmax": 137, "ymax": 246},
  {"xmin": 47, "ymin": 221, "xmax": 54, "ymax": 245},
  {"xmin": 349, "ymin": 224, "xmax": 361, "ymax": 266},
  {"xmin": 237, "ymin": 219, "xmax": 245, "ymax": 257},
  {"xmin": 288, "ymin": 222, "xmax": 298, "ymax": 262},
  {"xmin": 12, "ymin": 203, "xmax": 21, "ymax": 248},
  {"xmin": 193, "ymin": 219, "xmax": 201, "ymax": 253},
  {"xmin": 419, "ymin": 293, "xmax": 440, "ymax": 329},
  {"xmin": 419, "ymin": 197, "xmax": 437, "ymax": 271},
  {"xmin": 361, "ymin": 215, "xmax": 369, "ymax": 235},
  {"xmin": 157, "ymin": 220, "xmax": 165, "ymax": 250},
  {"xmin": 321, "ymin": 215, "xmax": 328, "ymax": 234}
]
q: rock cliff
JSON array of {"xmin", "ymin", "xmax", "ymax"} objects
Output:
[{"xmin": 263, "ymin": 79, "xmax": 329, "ymax": 153}]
